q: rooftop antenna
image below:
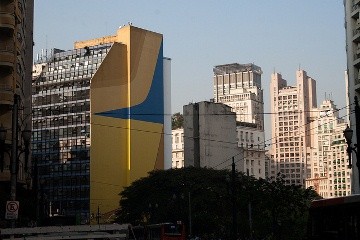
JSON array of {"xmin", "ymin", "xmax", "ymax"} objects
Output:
[{"xmin": 298, "ymin": 63, "xmax": 301, "ymax": 71}]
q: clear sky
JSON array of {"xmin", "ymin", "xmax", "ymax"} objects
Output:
[{"xmin": 34, "ymin": 0, "xmax": 347, "ymax": 138}]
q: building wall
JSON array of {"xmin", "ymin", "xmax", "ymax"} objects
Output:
[
  {"xmin": 184, "ymin": 101, "xmax": 243, "ymax": 171},
  {"xmin": 89, "ymin": 26, "xmax": 165, "ymax": 219},
  {"xmin": 0, "ymin": 0, "xmax": 33, "ymax": 185},
  {"xmin": 344, "ymin": 0, "xmax": 360, "ymax": 193},
  {"xmin": 270, "ymin": 70, "xmax": 317, "ymax": 186},
  {"xmin": 32, "ymin": 26, "xmax": 168, "ymax": 223}
]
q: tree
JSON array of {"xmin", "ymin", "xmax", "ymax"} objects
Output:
[
  {"xmin": 115, "ymin": 168, "xmax": 319, "ymax": 240},
  {"xmin": 171, "ymin": 112, "xmax": 183, "ymax": 130}
]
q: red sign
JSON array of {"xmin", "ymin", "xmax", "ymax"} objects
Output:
[{"xmin": 5, "ymin": 201, "xmax": 19, "ymax": 220}]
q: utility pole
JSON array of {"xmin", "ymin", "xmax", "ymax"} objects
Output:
[
  {"xmin": 188, "ymin": 192, "xmax": 192, "ymax": 237},
  {"xmin": 354, "ymin": 96, "xmax": 360, "ymax": 188},
  {"xmin": 231, "ymin": 157, "xmax": 237, "ymax": 240},
  {"xmin": 10, "ymin": 94, "xmax": 19, "ymax": 229}
]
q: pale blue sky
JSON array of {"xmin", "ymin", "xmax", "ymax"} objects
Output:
[{"xmin": 34, "ymin": 0, "xmax": 347, "ymax": 138}]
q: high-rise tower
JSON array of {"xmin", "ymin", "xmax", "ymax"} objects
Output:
[
  {"xmin": 213, "ymin": 63, "xmax": 266, "ymax": 179},
  {"xmin": 270, "ymin": 70, "xmax": 317, "ymax": 186}
]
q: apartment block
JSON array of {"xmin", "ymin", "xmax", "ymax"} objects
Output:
[
  {"xmin": 270, "ymin": 70, "xmax": 317, "ymax": 186},
  {"xmin": 305, "ymin": 100, "xmax": 352, "ymax": 198}
]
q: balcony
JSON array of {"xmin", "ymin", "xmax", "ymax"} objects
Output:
[
  {"xmin": 0, "ymin": 43, "xmax": 15, "ymax": 70},
  {"xmin": 0, "ymin": 83, "xmax": 14, "ymax": 105},
  {"xmin": 354, "ymin": 28, "xmax": 360, "ymax": 43},
  {"xmin": 352, "ymin": 3, "xmax": 360, "ymax": 19},
  {"xmin": 0, "ymin": 12, "xmax": 15, "ymax": 30}
]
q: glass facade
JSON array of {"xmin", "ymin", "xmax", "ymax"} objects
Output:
[{"xmin": 32, "ymin": 44, "xmax": 112, "ymax": 222}]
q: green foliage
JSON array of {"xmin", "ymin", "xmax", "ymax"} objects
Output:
[
  {"xmin": 171, "ymin": 112, "xmax": 184, "ymax": 130},
  {"xmin": 116, "ymin": 169, "xmax": 319, "ymax": 240}
]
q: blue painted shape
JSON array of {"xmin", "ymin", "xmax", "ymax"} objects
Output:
[{"xmin": 96, "ymin": 41, "xmax": 164, "ymax": 124}]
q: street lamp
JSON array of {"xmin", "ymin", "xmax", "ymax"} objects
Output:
[{"xmin": 343, "ymin": 125, "xmax": 360, "ymax": 187}]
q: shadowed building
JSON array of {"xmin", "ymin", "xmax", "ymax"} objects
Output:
[{"xmin": 0, "ymin": 0, "xmax": 34, "ymax": 226}]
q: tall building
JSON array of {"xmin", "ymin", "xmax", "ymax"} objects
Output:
[
  {"xmin": 270, "ymin": 70, "xmax": 317, "ymax": 186},
  {"xmin": 344, "ymin": 0, "xmax": 360, "ymax": 193},
  {"xmin": 183, "ymin": 101, "xmax": 243, "ymax": 171},
  {"xmin": 213, "ymin": 63, "xmax": 266, "ymax": 178},
  {"xmin": 306, "ymin": 99, "xmax": 352, "ymax": 198},
  {"xmin": 31, "ymin": 26, "xmax": 170, "ymax": 223},
  {"xmin": 213, "ymin": 63, "xmax": 264, "ymax": 130},
  {"xmin": 0, "ymin": 0, "xmax": 34, "ymax": 225}
]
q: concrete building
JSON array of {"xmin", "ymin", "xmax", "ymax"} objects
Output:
[
  {"xmin": 344, "ymin": 0, "xmax": 360, "ymax": 193},
  {"xmin": 172, "ymin": 128, "xmax": 184, "ymax": 168},
  {"xmin": 305, "ymin": 100, "xmax": 352, "ymax": 198},
  {"xmin": 183, "ymin": 101, "xmax": 243, "ymax": 171},
  {"xmin": 31, "ymin": 26, "xmax": 170, "ymax": 223},
  {"xmin": 0, "ymin": 0, "xmax": 34, "ymax": 225},
  {"xmin": 213, "ymin": 63, "xmax": 266, "ymax": 178},
  {"xmin": 270, "ymin": 70, "xmax": 317, "ymax": 186}
]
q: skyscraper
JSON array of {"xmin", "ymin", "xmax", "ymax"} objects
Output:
[
  {"xmin": 213, "ymin": 63, "xmax": 266, "ymax": 178},
  {"xmin": 32, "ymin": 26, "xmax": 170, "ymax": 223},
  {"xmin": 270, "ymin": 70, "xmax": 317, "ymax": 186}
]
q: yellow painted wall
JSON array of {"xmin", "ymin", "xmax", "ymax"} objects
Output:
[{"xmin": 90, "ymin": 26, "xmax": 164, "ymax": 221}]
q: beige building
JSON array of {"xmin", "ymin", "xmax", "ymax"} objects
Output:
[
  {"xmin": 0, "ymin": 1, "xmax": 34, "ymax": 188},
  {"xmin": 306, "ymin": 100, "xmax": 352, "ymax": 198},
  {"xmin": 270, "ymin": 70, "xmax": 317, "ymax": 186},
  {"xmin": 344, "ymin": 0, "xmax": 360, "ymax": 193},
  {"xmin": 172, "ymin": 128, "xmax": 184, "ymax": 168}
]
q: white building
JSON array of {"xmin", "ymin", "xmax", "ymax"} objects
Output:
[
  {"xmin": 172, "ymin": 128, "xmax": 184, "ymax": 168},
  {"xmin": 236, "ymin": 123, "xmax": 266, "ymax": 178}
]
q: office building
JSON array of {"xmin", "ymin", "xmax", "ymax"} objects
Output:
[
  {"xmin": 0, "ymin": 0, "xmax": 34, "ymax": 225},
  {"xmin": 269, "ymin": 70, "xmax": 317, "ymax": 186},
  {"xmin": 213, "ymin": 63, "xmax": 266, "ymax": 178},
  {"xmin": 32, "ymin": 26, "xmax": 170, "ymax": 223},
  {"xmin": 344, "ymin": 0, "xmax": 360, "ymax": 193}
]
